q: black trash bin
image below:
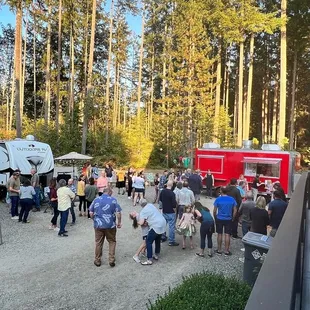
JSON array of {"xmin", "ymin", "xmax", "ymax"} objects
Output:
[{"xmin": 242, "ymin": 232, "xmax": 273, "ymax": 286}]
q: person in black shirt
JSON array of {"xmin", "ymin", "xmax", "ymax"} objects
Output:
[
  {"xmin": 227, "ymin": 178, "xmax": 242, "ymax": 239},
  {"xmin": 159, "ymin": 180, "xmax": 179, "ymax": 246},
  {"xmin": 250, "ymin": 196, "xmax": 269, "ymax": 235},
  {"xmin": 204, "ymin": 169, "xmax": 214, "ymax": 199},
  {"xmin": 268, "ymin": 190, "xmax": 288, "ymax": 237}
]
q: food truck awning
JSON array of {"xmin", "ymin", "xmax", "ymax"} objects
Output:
[{"xmin": 242, "ymin": 157, "xmax": 282, "ymax": 165}]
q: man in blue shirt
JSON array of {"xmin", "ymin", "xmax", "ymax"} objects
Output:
[
  {"xmin": 89, "ymin": 187, "xmax": 122, "ymax": 267},
  {"xmin": 213, "ymin": 186, "xmax": 237, "ymax": 256},
  {"xmin": 268, "ymin": 190, "xmax": 288, "ymax": 237}
]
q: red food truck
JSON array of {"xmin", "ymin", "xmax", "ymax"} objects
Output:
[{"xmin": 195, "ymin": 142, "xmax": 301, "ymax": 198}]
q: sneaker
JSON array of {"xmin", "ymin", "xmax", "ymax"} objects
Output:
[
  {"xmin": 22, "ymin": 220, "xmax": 30, "ymax": 223},
  {"xmin": 128, "ymin": 197, "xmax": 131, "ymax": 200},
  {"xmin": 70, "ymin": 222, "xmax": 75, "ymax": 226},
  {"xmin": 153, "ymin": 255, "xmax": 159, "ymax": 260},
  {"xmin": 12, "ymin": 216, "xmax": 19, "ymax": 220},
  {"xmin": 168, "ymin": 242, "xmax": 179, "ymax": 246},
  {"xmin": 58, "ymin": 233, "xmax": 68, "ymax": 237},
  {"xmin": 49, "ymin": 225, "xmax": 54, "ymax": 230},
  {"xmin": 54, "ymin": 227, "xmax": 60, "ymax": 232},
  {"xmin": 133, "ymin": 255, "xmax": 141, "ymax": 263},
  {"xmin": 232, "ymin": 235, "xmax": 242, "ymax": 240},
  {"xmin": 241, "ymin": 248, "xmax": 245, "ymax": 252},
  {"xmin": 239, "ymin": 257, "xmax": 245, "ymax": 263}
]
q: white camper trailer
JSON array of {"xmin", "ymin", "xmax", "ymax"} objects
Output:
[{"xmin": 0, "ymin": 135, "xmax": 54, "ymax": 187}]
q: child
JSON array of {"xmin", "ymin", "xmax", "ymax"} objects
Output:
[
  {"xmin": 178, "ymin": 205, "xmax": 196, "ymax": 249},
  {"xmin": 130, "ymin": 212, "xmax": 149, "ymax": 263}
]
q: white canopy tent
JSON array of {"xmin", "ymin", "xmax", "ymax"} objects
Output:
[{"xmin": 54, "ymin": 152, "xmax": 93, "ymax": 178}]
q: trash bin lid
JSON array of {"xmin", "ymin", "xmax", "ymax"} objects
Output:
[{"xmin": 242, "ymin": 232, "xmax": 273, "ymax": 250}]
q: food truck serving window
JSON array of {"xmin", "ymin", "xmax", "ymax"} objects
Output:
[{"xmin": 243, "ymin": 157, "xmax": 281, "ymax": 178}]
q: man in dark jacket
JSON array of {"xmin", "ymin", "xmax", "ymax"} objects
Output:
[
  {"xmin": 227, "ymin": 178, "xmax": 242, "ymax": 239},
  {"xmin": 188, "ymin": 170, "xmax": 203, "ymax": 201}
]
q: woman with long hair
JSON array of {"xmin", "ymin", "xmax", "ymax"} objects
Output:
[
  {"xmin": 133, "ymin": 171, "xmax": 145, "ymax": 207},
  {"xmin": 193, "ymin": 201, "xmax": 215, "ymax": 257},
  {"xmin": 250, "ymin": 196, "xmax": 269, "ymax": 235},
  {"xmin": 77, "ymin": 175, "xmax": 87, "ymax": 217}
]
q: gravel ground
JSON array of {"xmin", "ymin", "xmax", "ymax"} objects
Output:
[{"xmin": 0, "ymin": 187, "xmax": 244, "ymax": 310}]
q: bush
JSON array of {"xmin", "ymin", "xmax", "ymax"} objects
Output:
[{"xmin": 147, "ymin": 272, "xmax": 251, "ymax": 310}]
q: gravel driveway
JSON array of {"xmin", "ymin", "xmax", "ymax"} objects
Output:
[{"xmin": 0, "ymin": 187, "xmax": 243, "ymax": 310}]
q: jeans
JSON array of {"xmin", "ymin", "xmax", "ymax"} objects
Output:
[
  {"xmin": 33, "ymin": 187, "xmax": 41, "ymax": 209},
  {"xmin": 10, "ymin": 196, "xmax": 19, "ymax": 217},
  {"xmin": 19, "ymin": 198, "xmax": 33, "ymax": 222},
  {"xmin": 146, "ymin": 229, "xmax": 162, "ymax": 259},
  {"xmin": 70, "ymin": 202, "xmax": 76, "ymax": 223},
  {"xmin": 206, "ymin": 187, "xmax": 212, "ymax": 198},
  {"xmin": 200, "ymin": 221, "xmax": 214, "ymax": 249},
  {"xmin": 50, "ymin": 201, "xmax": 59, "ymax": 226},
  {"xmin": 231, "ymin": 210, "xmax": 240, "ymax": 237},
  {"xmin": 94, "ymin": 227, "xmax": 117, "ymax": 264},
  {"xmin": 242, "ymin": 221, "xmax": 251, "ymax": 236},
  {"xmin": 59, "ymin": 209, "xmax": 69, "ymax": 234},
  {"xmin": 86, "ymin": 200, "xmax": 92, "ymax": 218},
  {"xmin": 78, "ymin": 196, "xmax": 87, "ymax": 212},
  {"xmin": 163, "ymin": 213, "xmax": 176, "ymax": 243}
]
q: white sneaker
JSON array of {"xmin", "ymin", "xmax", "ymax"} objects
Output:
[
  {"xmin": 133, "ymin": 255, "xmax": 141, "ymax": 263},
  {"xmin": 241, "ymin": 248, "xmax": 245, "ymax": 252},
  {"xmin": 54, "ymin": 227, "xmax": 60, "ymax": 232},
  {"xmin": 128, "ymin": 197, "xmax": 131, "ymax": 200},
  {"xmin": 239, "ymin": 258, "xmax": 245, "ymax": 263},
  {"xmin": 49, "ymin": 225, "xmax": 54, "ymax": 230},
  {"xmin": 12, "ymin": 216, "xmax": 19, "ymax": 220}
]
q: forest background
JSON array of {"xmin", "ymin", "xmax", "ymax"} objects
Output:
[{"xmin": 0, "ymin": 0, "xmax": 310, "ymax": 168}]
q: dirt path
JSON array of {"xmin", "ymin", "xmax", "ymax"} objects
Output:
[{"xmin": 0, "ymin": 187, "xmax": 243, "ymax": 310}]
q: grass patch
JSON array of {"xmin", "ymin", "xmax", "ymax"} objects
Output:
[{"xmin": 147, "ymin": 272, "xmax": 251, "ymax": 310}]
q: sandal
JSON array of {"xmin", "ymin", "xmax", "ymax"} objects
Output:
[
  {"xmin": 141, "ymin": 260, "xmax": 153, "ymax": 265},
  {"xmin": 195, "ymin": 253, "xmax": 205, "ymax": 257}
]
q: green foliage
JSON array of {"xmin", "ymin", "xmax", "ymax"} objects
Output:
[{"xmin": 147, "ymin": 272, "xmax": 251, "ymax": 310}]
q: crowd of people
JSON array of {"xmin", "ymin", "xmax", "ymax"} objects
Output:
[{"xmin": 4, "ymin": 165, "xmax": 289, "ymax": 267}]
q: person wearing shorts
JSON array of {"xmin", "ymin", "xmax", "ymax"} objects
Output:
[{"xmin": 213, "ymin": 186, "xmax": 237, "ymax": 256}]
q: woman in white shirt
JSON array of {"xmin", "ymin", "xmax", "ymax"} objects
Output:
[{"xmin": 133, "ymin": 172, "xmax": 145, "ymax": 206}]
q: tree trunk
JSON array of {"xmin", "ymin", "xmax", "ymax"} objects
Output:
[
  {"xmin": 105, "ymin": 0, "xmax": 114, "ymax": 145},
  {"xmin": 278, "ymin": 0, "xmax": 287, "ymax": 144},
  {"xmin": 69, "ymin": 23, "xmax": 75, "ymax": 117},
  {"xmin": 214, "ymin": 41, "xmax": 221, "ymax": 142},
  {"xmin": 244, "ymin": 34, "xmax": 254, "ymax": 140},
  {"xmin": 289, "ymin": 48, "xmax": 297, "ymax": 150},
  {"xmin": 237, "ymin": 41, "xmax": 244, "ymax": 146},
  {"xmin": 21, "ymin": 10, "xmax": 28, "ymax": 117},
  {"xmin": 14, "ymin": 0, "xmax": 22, "ymax": 137},
  {"xmin": 44, "ymin": 2, "xmax": 51, "ymax": 126},
  {"xmin": 137, "ymin": 10, "xmax": 145, "ymax": 122},
  {"xmin": 272, "ymin": 71, "xmax": 279, "ymax": 142},
  {"xmin": 81, "ymin": 0, "xmax": 97, "ymax": 154},
  {"xmin": 55, "ymin": 0, "xmax": 62, "ymax": 134},
  {"xmin": 33, "ymin": 11, "xmax": 37, "ymax": 127}
]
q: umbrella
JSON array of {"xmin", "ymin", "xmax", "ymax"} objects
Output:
[{"xmin": 55, "ymin": 152, "xmax": 93, "ymax": 178}]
